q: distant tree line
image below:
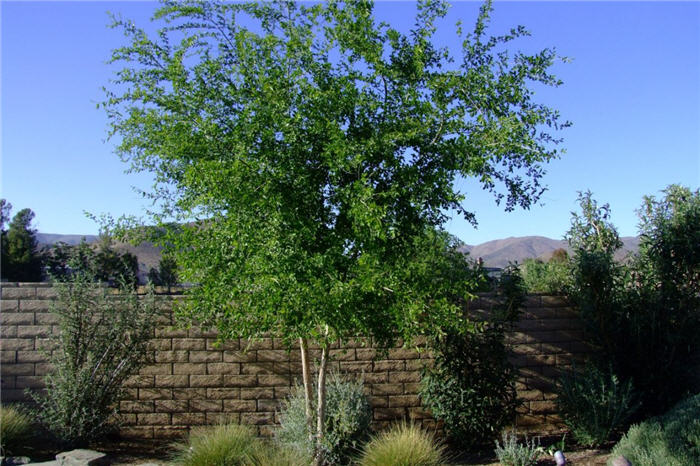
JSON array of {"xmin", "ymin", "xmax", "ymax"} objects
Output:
[{"xmin": 0, "ymin": 199, "xmax": 177, "ymax": 287}]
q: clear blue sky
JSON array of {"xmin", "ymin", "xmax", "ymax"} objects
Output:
[{"xmin": 2, "ymin": 1, "xmax": 699, "ymax": 245}]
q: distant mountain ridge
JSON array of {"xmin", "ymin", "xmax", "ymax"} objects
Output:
[
  {"xmin": 37, "ymin": 233, "xmax": 640, "ymax": 270},
  {"xmin": 458, "ymin": 235, "xmax": 640, "ymax": 268},
  {"xmin": 36, "ymin": 233, "xmax": 99, "ymax": 246}
]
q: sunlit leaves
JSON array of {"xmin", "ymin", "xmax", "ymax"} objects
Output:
[{"xmin": 104, "ymin": 0, "xmax": 567, "ymax": 348}]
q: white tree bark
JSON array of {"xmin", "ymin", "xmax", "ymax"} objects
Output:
[
  {"xmin": 299, "ymin": 337, "xmax": 314, "ymax": 443},
  {"xmin": 314, "ymin": 341, "xmax": 329, "ymax": 466}
]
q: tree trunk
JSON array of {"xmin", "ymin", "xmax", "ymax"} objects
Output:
[
  {"xmin": 313, "ymin": 341, "xmax": 329, "ymax": 466},
  {"xmin": 299, "ymin": 337, "xmax": 314, "ymax": 443}
]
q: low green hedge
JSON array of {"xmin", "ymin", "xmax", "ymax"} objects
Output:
[{"xmin": 609, "ymin": 393, "xmax": 700, "ymax": 466}]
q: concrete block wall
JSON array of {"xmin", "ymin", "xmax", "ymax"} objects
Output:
[{"xmin": 0, "ymin": 283, "xmax": 590, "ymax": 439}]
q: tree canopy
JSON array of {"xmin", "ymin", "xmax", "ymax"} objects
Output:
[
  {"xmin": 44, "ymin": 237, "xmax": 140, "ymax": 286},
  {"xmin": 105, "ymin": 0, "xmax": 568, "ymax": 350},
  {"xmin": 1, "ymin": 204, "xmax": 44, "ymax": 282}
]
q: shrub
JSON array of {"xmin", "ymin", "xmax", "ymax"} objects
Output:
[
  {"xmin": 555, "ymin": 363, "xmax": 637, "ymax": 447},
  {"xmin": 567, "ymin": 186, "xmax": 700, "ymax": 415},
  {"xmin": 420, "ymin": 266, "xmax": 522, "ymax": 450},
  {"xmin": 494, "ymin": 431, "xmax": 541, "ymax": 466},
  {"xmin": 420, "ymin": 328, "xmax": 518, "ymax": 450},
  {"xmin": 520, "ymin": 257, "xmax": 571, "ymax": 294},
  {"xmin": 31, "ymin": 274, "xmax": 156, "ymax": 447},
  {"xmin": 0, "ymin": 405, "xmax": 33, "ymax": 455},
  {"xmin": 610, "ymin": 393, "xmax": 700, "ymax": 466},
  {"xmin": 358, "ymin": 422, "xmax": 447, "ymax": 466},
  {"xmin": 277, "ymin": 373, "xmax": 372, "ymax": 464}
]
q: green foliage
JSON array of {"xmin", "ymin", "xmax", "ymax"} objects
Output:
[
  {"xmin": 277, "ymin": 374, "xmax": 372, "ymax": 464},
  {"xmin": 104, "ymin": 1, "xmax": 567, "ymax": 457},
  {"xmin": 625, "ymin": 185, "xmax": 700, "ymax": 408},
  {"xmin": 1, "ymin": 204, "xmax": 44, "ymax": 282},
  {"xmin": 494, "ymin": 431, "xmax": 541, "ymax": 466},
  {"xmin": 173, "ymin": 423, "xmax": 305, "ymax": 466},
  {"xmin": 555, "ymin": 364, "xmax": 637, "ymax": 447},
  {"xmin": 104, "ymin": 0, "xmax": 567, "ymax": 348},
  {"xmin": 357, "ymin": 422, "xmax": 447, "ymax": 466},
  {"xmin": 566, "ymin": 191, "xmax": 624, "ymax": 353},
  {"xmin": 566, "ymin": 186, "xmax": 700, "ymax": 414},
  {"xmin": 0, "ymin": 199, "xmax": 11, "ymax": 276},
  {"xmin": 543, "ymin": 434, "xmax": 566, "ymax": 457},
  {"xmin": 0, "ymin": 405, "xmax": 33, "ymax": 456},
  {"xmin": 31, "ymin": 274, "xmax": 156, "ymax": 448},
  {"xmin": 610, "ymin": 393, "xmax": 700, "ymax": 466},
  {"xmin": 92, "ymin": 236, "xmax": 139, "ymax": 286},
  {"xmin": 420, "ymin": 267, "xmax": 523, "ymax": 450},
  {"xmin": 520, "ymin": 256, "xmax": 571, "ymax": 294},
  {"xmin": 420, "ymin": 328, "xmax": 518, "ymax": 450},
  {"xmin": 44, "ymin": 236, "xmax": 139, "ymax": 286},
  {"xmin": 0, "ymin": 199, "xmax": 11, "ymax": 229}
]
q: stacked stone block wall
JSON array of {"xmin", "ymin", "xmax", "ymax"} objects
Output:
[{"xmin": 0, "ymin": 283, "xmax": 590, "ymax": 439}]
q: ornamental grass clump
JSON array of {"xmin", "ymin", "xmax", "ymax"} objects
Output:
[
  {"xmin": 174, "ymin": 423, "xmax": 305, "ymax": 466},
  {"xmin": 358, "ymin": 422, "xmax": 447, "ymax": 466},
  {"xmin": 0, "ymin": 405, "xmax": 33, "ymax": 455}
]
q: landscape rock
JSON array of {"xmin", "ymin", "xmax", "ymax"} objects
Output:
[
  {"xmin": 2, "ymin": 456, "xmax": 31, "ymax": 465},
  {"xmin": 55, "ymin": 450, "xmax": 108, "ymax": 466},
  {"xmin": 553, "ymin": 450, "xmax": 566, "ymax": 465},
  {"xmin": 610, "ymin": 456, "xmax": 632, "ymax": 466}
]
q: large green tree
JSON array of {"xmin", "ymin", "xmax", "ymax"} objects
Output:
[
  {"xmin": 105, "ymin": 0, "xmax": 567, "ymax": 460},
  {"xmin": 2, "ymin": 206, "xmax": 44, "ymax": 282},
  {"xmin": 1, "ymin": 199, "xmax": 13, "ymax": 276}
]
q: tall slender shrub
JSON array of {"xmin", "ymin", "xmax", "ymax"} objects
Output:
[
  {"xmin": 31, "ymin": 274, "xmax": 157, "ymax": 447},
  {"xmin": 420, "ymin": 265, "xmax": 524, "ymax": 450},
  {"xmin": 566, "ymin": 186, "xmax": 700, "ymax": 416}
]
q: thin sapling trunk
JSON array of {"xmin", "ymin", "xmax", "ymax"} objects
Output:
[
  {"xmin": 299, "ymin": 337, "xmax": 314, "ymax": 443},
  {"xmin": 314, "ymin": 339, "xmax": 329, "ymax": 466}
]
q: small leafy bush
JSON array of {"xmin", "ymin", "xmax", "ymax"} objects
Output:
[
  {"xmin": 609, "ymin": 393, "xmax": 700, "ymax": 466},
  {"xmin": 31, "ymin": 274, "xmax": 156, "ymax": 447},
  {"xmin": 0, "ymin": 405, "xmax": 33, "ymax": 455},
  {"xmin": 556, "ymin": 363, "xmax": 637, "ymax": 447},
  {"xmin": 277, "ymin": 373, "xmax": 372, "ymax": 464},
  {"xmin": 358, "ymin": 422, "xmax": 446, "ymax": 466},
  {"xmin": 494, "ymin": 431, "xmax": 541, "ymax": 466}
]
